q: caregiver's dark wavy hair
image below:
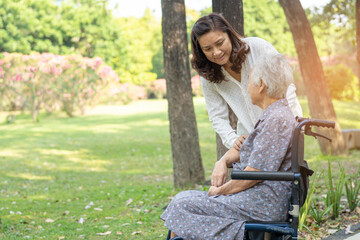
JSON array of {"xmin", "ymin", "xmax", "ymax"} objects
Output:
[{"xmin": 191, "ymin": 13, "xmax": 249, "ymax": 83}]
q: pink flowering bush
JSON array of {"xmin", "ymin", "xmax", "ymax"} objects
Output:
[
  {"xmin": 191, "ymin": 75, "xmax": 203, "ymax": 97},
  {"xmin": 145, "ymin": 76, "xmax": 203, "ymax": 99},
  {"xmin": 0, "ymin": 53, "xmax": 120, "ymax": 121},
  {"xmin": 103, "ymin": 82, "xmax": 147, "ymax": 104},
  {"xmin": 149, "ymin": 79, "xmax": 166, "ymax": 99}
]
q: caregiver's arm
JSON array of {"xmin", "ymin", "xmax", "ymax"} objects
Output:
[
  {"xmin": 209, "ymin": 166, "xmax": 261, "ymax": 196},
  {"xmin": 201, "ymin": 77, "xmax": 239, "ymax": 148}
]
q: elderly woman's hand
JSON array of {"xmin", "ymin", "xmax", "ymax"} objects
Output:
[
  {"xmin": 211, "ymin": 159, "xmax": 228, "ymax": 187},
  {"xmin": 233, "ymin": 134, "xmax": 248, "ymax": 151},
  {"xmin": 208, "ymin": 186, "xmax": 220, "ymax": 196}
]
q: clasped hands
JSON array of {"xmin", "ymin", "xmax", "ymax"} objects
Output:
[
  {"xmin": 208, "ymin": 134, "xmax": 247, "ymax": 196},
  {"xmin": 208, "ymin": 159, "xmax": 228, "ymax": 196}
]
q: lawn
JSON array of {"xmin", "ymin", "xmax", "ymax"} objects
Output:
[{"xmin": 0, "ymin": 97, "xmax": 359, "ymax": 239}]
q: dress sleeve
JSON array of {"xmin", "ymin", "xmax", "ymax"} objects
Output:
[
  {"xmin": 246, "ymin": 117, "xmax": 293, "ymax": 171},
  {"xmin": 286, "ymin": 83, "xmax": 303, "ymax": 118},
  {"xmin": 201, "ymin": 77, "xmax": 239, "ymax": 149}
]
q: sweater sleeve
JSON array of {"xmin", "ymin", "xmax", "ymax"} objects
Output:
[
  {"xmin": 201, "ymin": 77, "xmax": 239, "ymax": 149},
  {"xmin": 286, "ymin": 83, "xmax": 303, "ymax": 118}
]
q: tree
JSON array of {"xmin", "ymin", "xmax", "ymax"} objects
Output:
[
  {"xmin": 357, "ymin": 0, "xmax": 360, "ymax": 88},
  {"xmin": 279, "ymin": 0, "xmax": 345, "ymax": 155},
  {"xmin": 161, "ymin": 0, "xmax": 205, "ymax": 188},
  {"xmin": 212, "ymin": 0, "xmax": 243, "ymax": 159}
]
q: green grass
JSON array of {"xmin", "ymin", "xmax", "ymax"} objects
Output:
[{"xmin": 0, "ymin": 97, "xmax": 359, "ymax": 239}]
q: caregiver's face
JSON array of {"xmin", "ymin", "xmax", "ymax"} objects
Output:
[{"xmin": 198, "ymin": 30, "xmax": 232, "ymax": 67}]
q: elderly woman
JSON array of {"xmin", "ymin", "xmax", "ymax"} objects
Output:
[{"xmin": 161, "ymin": 53, "xmax": 297, "ymax": 240}]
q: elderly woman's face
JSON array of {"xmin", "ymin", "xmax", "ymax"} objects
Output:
[{"xmin": 198, "ymin": 30, "xmax": 232, "ymax": 67}]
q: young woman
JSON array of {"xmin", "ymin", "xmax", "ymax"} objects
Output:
[{"xmin": 191, "ymin": 13, "xmax": 302, "ymax": 150}]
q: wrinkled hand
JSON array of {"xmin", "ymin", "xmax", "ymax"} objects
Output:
[
  {"xmin": 233, "ymin": 134, "xmax": 248, "ymax": 151},
  {"xmin": 208, "ymin": 186, "xmax": 220, "ymax": 196},
  {"xmin": 211, "ymin": 160, "xmax": 228, "ymax": 187}
]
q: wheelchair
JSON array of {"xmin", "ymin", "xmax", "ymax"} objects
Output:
[{"xmin": 166, "ymin": 117, "xmax": 335, "ymax": 240}]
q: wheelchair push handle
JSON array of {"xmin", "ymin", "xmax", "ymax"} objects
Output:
[
  {"xmin": 296, "ymin": 117, "xmax": 335, "ymax": 142},
  {"xmin": 296, "ymin": 117, "xmax": 335, "ymax": 129}
]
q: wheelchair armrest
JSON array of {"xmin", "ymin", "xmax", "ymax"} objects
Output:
[{"xmin": 231, "ymin": 171, "xmax": 300, "ymax": 181}]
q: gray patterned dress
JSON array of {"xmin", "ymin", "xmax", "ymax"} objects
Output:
[{"xmin": 161, "ymin": 99, "xmax": 297, "ymax": 240}]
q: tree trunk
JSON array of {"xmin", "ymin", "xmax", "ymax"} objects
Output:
[
  {"xmin": 356, "ymin": 0, "xmax": 360, "ymax": 89},
  {"xmin": 161, "ymin": 0, "xmax": 205, "ymax": 188},
  {"xmin": 279, "ymin": 0, "xmax": 345, "ymax": 155},
  {"xmin": 212, "ymin": 0, "xmax": 243, "ymax": 159}
]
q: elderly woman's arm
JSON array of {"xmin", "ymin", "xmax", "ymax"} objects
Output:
[
  {"xmin": 211, "ymin": 148, "xmax": 240, "ymax": 187},
  {"xmin": 209, "ymin": 166, "xmax": 261, "ymax": 196}
]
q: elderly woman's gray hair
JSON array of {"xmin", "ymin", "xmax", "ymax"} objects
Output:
[{"xmin": 250, "ymin": 53, "xmax": 293, "ymax": 99}]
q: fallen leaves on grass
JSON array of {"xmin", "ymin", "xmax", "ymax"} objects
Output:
[
  {"xmin": 126, "ymin": 198, "xmax": 133, "ymax": 206},
  {"xmin": 300, "ymin": 206, "xmax": 360, "ymax": 239},
  {"xmin": 45, "ymin": 218, "xmax": 55, "ymax": 223},
  {"xmin": 85, "ymin": 201, "xmax": 94, "ymax": 209},
  {"xmin": 345, "ymin": 225, "xmax": 354, "ymax": 235},
  {"xmin": 96, "ymin": 231, "xmax": 111, "ymax": 236},
  {"xmin": 131, "ymin": 231, "xmax": 142, "ymax": 236}
]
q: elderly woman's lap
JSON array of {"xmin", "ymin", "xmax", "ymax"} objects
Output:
[{"xmin": 161, "ymin": 190, "xmax": 246, "ymax": 239}]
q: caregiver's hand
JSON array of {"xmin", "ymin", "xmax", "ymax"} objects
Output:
[{"xmin": 233, "ymin": 134, "xmax": 248, "ymax": 151}]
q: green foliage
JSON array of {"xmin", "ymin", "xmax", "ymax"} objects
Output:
[
  {"xmin": 243, "ymin": 0, "xmax": 296, "ymax": 56},
  {"xmin": 324, "ymin": 64, "xmax": 359, "ymax": 101},
  {"xmin": 309, "ymin": 201, "xmax": 332, "ymax": 225},
  {"xmin": 324, "ymin": 160, "xmax": 347, "ymax": 219},
  {"xmin": 308, "ymin": 0, "xmax": 356, "ymax": 56},
  {"xmin": 299, "ymin": 174, "xmax": 318, "ymax": 231},
  {"xmin": 0, "ymin": 0, "xmax": 61, "ymax": 53},
  {"xmin": 116, "ymin": 9, "xmax": 160, "ymax": 83},
  {"xmin": 345, "ymin": 167, "xmax": 360, "ymax": 212}
]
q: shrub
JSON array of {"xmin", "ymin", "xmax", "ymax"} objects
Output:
[
  {"xmin": 191, "ymin": 74, "xmax": 203, "ymax": 97},
  {"xmin": 0, "ymin": 53, "xmax": 120, "ymax": 120},
  {"xmin": 148, "ymin": 79, "xmax": 166, "ymax": 99},
  {"xmin": 324, "ymin": 64, "xmax": 359, "ymax": 101},
  {"xmin": 145, "ymin": 75, "xmax": 203, "ymax": 100}
]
